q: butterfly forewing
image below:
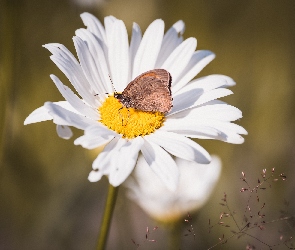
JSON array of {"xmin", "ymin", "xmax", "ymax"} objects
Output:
[{"xmin": 117, "ymin": 69, "xmax": 172, "ymax": 113}]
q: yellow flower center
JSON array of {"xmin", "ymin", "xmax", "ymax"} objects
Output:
[{"xmin": 99, "ymin": 96, "xmax": 165, "ymax": 138}]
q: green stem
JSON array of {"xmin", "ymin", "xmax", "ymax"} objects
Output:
[
  {"xmin": 96, "ymin": 184, "xmax": 119, "ymax": 250},
  {"xmin": 167, "ymin": 220, "xmax": 182, "ymax": 250}
]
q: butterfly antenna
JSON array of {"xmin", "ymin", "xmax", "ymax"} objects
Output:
[{"xmin": 108, "ymin": 74, "xmax": 117, "ymax": 93}]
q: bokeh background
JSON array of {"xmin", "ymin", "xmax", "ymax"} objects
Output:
[{"xmin": 1, "ymin": 0, "xmax": 295, "ymax": 249}]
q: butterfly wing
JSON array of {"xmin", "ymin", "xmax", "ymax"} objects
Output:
[{"xmin": 121, "ymin": 69, "xmax": 172, "ymax": 113}]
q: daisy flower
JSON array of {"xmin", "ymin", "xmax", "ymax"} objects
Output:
[
  {"xmin": 24, "ymin": 13, "xmax": 247, "ymax": 190},
  {"xmin": 125, "ymin": 155, "xmax": 222, "ymax": 223}
]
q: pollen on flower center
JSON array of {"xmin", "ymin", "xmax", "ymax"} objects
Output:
[{"xmin": 99, "ymin": 96, "xmax": 165, "ymax": 138}]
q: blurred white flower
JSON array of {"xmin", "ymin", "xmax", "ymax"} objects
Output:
[
  {"xmin": 24, "ymin": 13, "xmax": 246, "ymax": 190},
  {"xmin": 72, "ymin": 0, "xmax": 106, "ymax": 8},
  {"xmin": 125, "ymin": 155, "xmax": 222, "ymax": 222}
]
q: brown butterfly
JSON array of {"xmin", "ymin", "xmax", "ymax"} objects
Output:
[{"xmin": 114, "ymin": 69, "xmax": 173, "ymax": 113}]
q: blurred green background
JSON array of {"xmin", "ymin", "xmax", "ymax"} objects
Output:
[{"xmin": 1, "ymin": 0, "xmax": 295, "ymax": 249}]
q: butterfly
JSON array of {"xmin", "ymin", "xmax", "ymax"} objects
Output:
[{"xmin": 114, "ymin": 69, "xmax": 173, "ymax": 114}]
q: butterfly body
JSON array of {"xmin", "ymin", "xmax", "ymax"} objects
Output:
[{"xmin": 114, "ymin": 69, "xmax": 173, "ymax": 113}]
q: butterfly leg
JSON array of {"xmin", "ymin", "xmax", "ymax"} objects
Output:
[{"xmin": 118, "ymin": 106, "xmax": 129, "ymax": 126}]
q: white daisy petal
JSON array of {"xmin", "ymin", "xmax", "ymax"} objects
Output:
[
  {"xmin": 129, "ymin": 23, "xmax": 142, "ymax": 78},
  {"xmin": 170, "ymin": 104, "xmax": 243, "ymax": 122},
  {"xmin": 74, "ymin": 123, "xmax": 117, "ymax": 149},
  {"xmin": 169, "ymin": 20, "xmax": 185, "ymax": 34},
  {"xmin": 155, "ymin": 20, "xmax": 185, "ymax": 68},
  {"xmin": 141, "ymin": 139, "xmax": 179, "ymax": 191},
  {"xmin": 170, "ymin": 88, "xmax": 233, "ymax": 115},
  {"xmin": 173, "ymin": 50, "xmax": 216, "ymax": 93},
  {"xmin": 24, "ymin": 106, "xmax": 53, "ymax": 125},
  {"xmin": 92, "ymin": 137, "xmax": 120, "ymax": 172},
  {"xmin": 73, "ymin": 36, "xmax": 108, "ymax": 98},
  {"xmin": 80, "ymin": 13, "xmax": 110, "ymax": 64},
  {"xmin": 44, "ymin": 102, "xmax": 96, "ymax": 129},
  {"xmin": 24, "ymin": 101, "xmax": 79, "ymax": 125},
  {"xmin": 43, "ymin": 43, "xmax": 98, "ymax": 107},
  {"xmin": 203, "ymin": 100, "xmax": 227, "ymax": 105},
  {"xmin": 50, "ymin": 74, "xmax": 99, "ymax": 120},
  {"xmin": 168, "ymin": 77, "xmax": 231, "ymax": 116},
  {"xmin": 218, "ymin": 131, "xmax": 245, "ymax": 144},
  {"xmin": 132, "ymin": 19, "xmax": 164, "ymax": 78},
  {"xmin": 108, "ymin": 20, "xmax": 129, "ymax": 91},
  {"xmin": 162, "ymin": 119, "xmax": 220, "ymax": 139},
  {"xmin": 84, "ymin": 123, "xmax": 117, "ymax": 136},
  {"xmin": 104, "ymin": 16, "xmax": 118, "ymax": 41},
  {"xmin": 56, "ymin": 125, "xmax": 73, "ymax": 139},
  {"xmin": 161, "ymin": 37, "xmax": 197, "ymax": 81},
  {"xmin": 197, "ymin": 120, "xmax": 247, "ymax": 144},
  {"xmin": 54, "ymin": 101, "xmax": 81, "ymax": 113},
  {"xmin": 109, "ymin": 137, "xmax": 143, "ymax": 186},
  {"xmin": 165, "ymin": 132, "xmax": 220, "ymax": 140},
  {"xmin": 80, "ymin": 12, "xmax": 107, "ymax": 44},
  {"xmin": 213, "ymin": 121, "xmax": 247, "ymax": 135},
  {"xmin": 89, "ymin": 137, "xmax": 141, "ymax": 185},
  {"xmin": 75, "ymin": 28, "xmax": 113, "ymax": 94},
  {"xmin": 165, "ymin": 112, "xmax": 246, "ymax": 143},
  {"xmin": 146, "ymin": 131, "xmax": 211, "ymax": 163},
  {"xmin": 88, "ymin": 137, "xmax": 120, "ymax": 183},
  {"xmin": 193, "ymin": 88, "xmax": 233, "ymax": 107},
  {"xmin": 74, "ymin": 134, "xmax": 114, "ymax": 149},
  {"xmin": 201, "ymin": 74, "xmax": 236, "ymax": 87},
  {"xmin": 169, "ymin": 87, "xmax": 203, "ymax": 115},
  {"xmin": 174, "ymin": 75, "xmax": 231, "ymax": 97},
  {"xmin": 88, "ymin": 170, "xmax": 104, "ymax": 182}
]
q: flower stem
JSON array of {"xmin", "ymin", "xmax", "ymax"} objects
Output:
[
  {"xmin": 167, "ymin": 221, "xmax": 182, "ymax": 250},
  {"xmin": 96, "ymin": 184, "xmax": 119, "ymax": 250}
]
